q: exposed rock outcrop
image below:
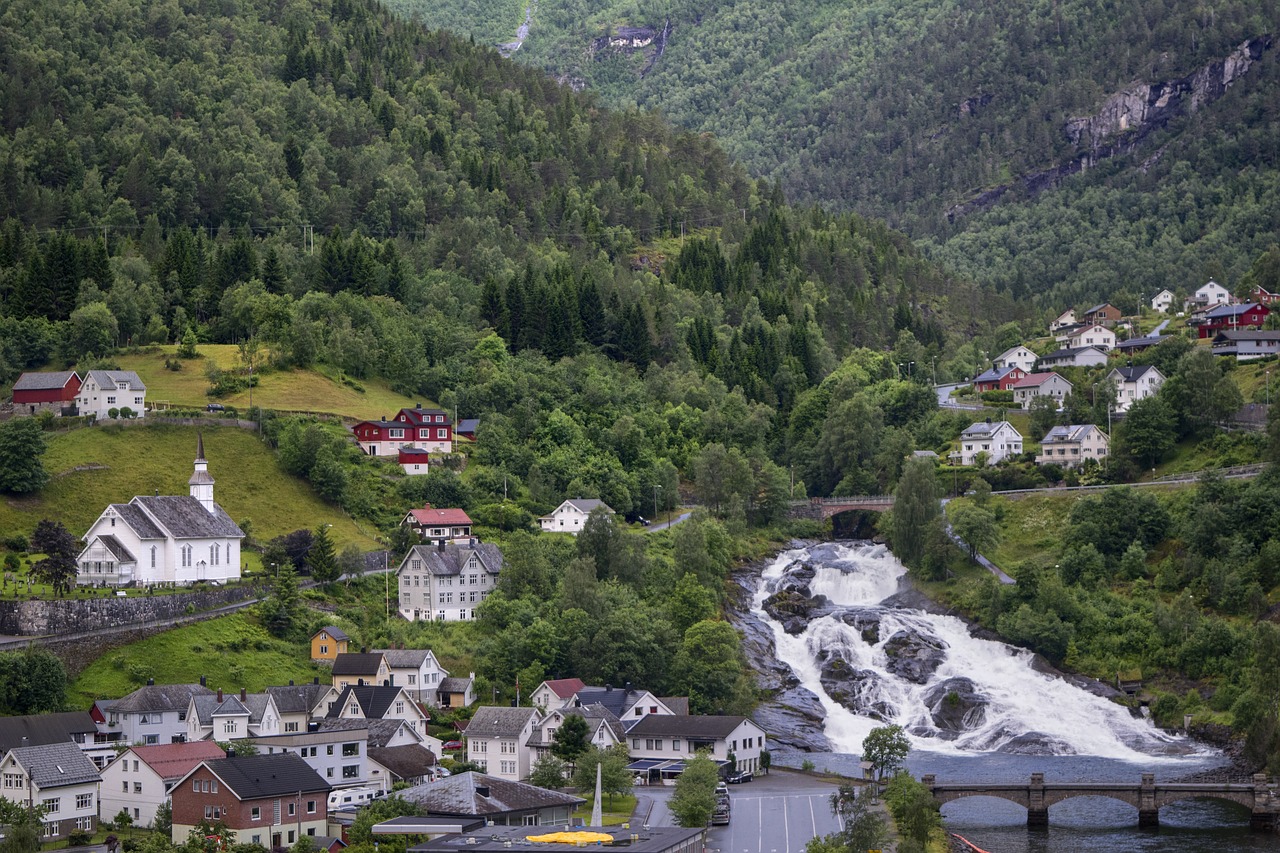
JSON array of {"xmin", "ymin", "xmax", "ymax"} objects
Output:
[
  {"xmin": 882, "ymin": 628, "xmax": 948, "ymax": 684},
  {"xmin": 922, "ymin": 677, "xmax": 987, "ymax": 738}
]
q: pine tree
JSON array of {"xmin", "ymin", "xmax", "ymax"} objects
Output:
[
  {"xmin": 307, "ymin": 524, "xmax": 339, "ymax": 586},
  {"xmin": 480, "ymin": 278, "xmax": 504, "ymax": 330},
  {"xmin": 577, "ymin": 279, "xmax": 606, "ymax": 347}
]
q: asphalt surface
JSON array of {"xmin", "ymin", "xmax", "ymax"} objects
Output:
[{"xmin": 635, "ymin": 770, "xmax": 845, "ymax": 853}]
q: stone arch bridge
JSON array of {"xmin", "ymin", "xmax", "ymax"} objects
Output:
[
  {"xmin": 923, "ymin": 772, "xmax": 1278, "ymax": 830},
  {"xmin": 788, "ymin": 496, "xmax": 893, "ymax": 520}
]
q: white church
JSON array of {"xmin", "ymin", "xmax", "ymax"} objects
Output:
[{"xmin": 77, "ymin": 434, "xmax": 245, "ymax": 587}]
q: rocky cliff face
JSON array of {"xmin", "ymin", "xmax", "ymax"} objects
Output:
[{"xmin": 948, "ymin": 34, "xmax": 1273, "ymax": 220}]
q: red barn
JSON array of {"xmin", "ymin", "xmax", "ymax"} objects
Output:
[{"xmin": 12, "ymin": 371, "xmax": 81, "ymax": 415}]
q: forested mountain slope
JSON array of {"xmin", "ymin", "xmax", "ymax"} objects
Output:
[{"xmin": 392, "ymin": 0, "xmax": 1280, "ymax": 308}]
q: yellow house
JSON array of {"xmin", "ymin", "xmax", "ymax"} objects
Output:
[
  {"xmin": 310, "ymin": 626, "xmax": 350, "ymax": 662},
  {"xmin": 332, "ymin": 652, "xmax": 391, "ymax": 692}
]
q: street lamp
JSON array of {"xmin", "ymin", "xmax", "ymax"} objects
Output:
[{"xmin": 653, "ymin": 484, "xmax": 661, "ymax": 528}]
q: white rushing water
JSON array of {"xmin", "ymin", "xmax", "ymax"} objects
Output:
[{"xmin": 754, "ymin": 543, "xmax": 1196, "ymax": 761}]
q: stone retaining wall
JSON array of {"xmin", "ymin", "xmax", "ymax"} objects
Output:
[{"xmin": 0, "ymin": 584, "xmax": 267, "ymax": 636}]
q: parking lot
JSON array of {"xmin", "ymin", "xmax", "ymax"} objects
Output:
[{"xmin": 635, "ymin": 769, "xmax": 845, "ymax": 853}]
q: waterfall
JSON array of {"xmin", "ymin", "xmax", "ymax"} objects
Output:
[{"xmin": 754, "ymin": 543, "xmax": 1195, "ymax": 760}]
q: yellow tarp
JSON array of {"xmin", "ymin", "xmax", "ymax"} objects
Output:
[{"xmin": 525, "ymin": 831, "xmax": 614, "ymax": 844}]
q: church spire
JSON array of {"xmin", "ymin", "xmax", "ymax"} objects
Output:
[{"xmin": 189, "ymin": 432, "xmax": 215, "ymax": 512}]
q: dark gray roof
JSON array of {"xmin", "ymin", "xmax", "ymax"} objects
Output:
[
  {"xmin": 201, "ymin": 753, "xmax": 331, "ymax": 799},
  {"xmin": 1214, "ymin": 330, "xmax": 1280, "ymax": 342},
  {"xmin": 108, "ymin": 684, "xmax": 214, "ymax": 714},
  {"xmin": 111, "ymin": 502, "xmax": 166, "ymax": 539},
  {"xmin": 192, "ymin": 693, "xmax": 268, "ymax": 725},
  {"xmin": 9, "ymin": 741, "xmax": 101, "ymax": 788},
  {"xmin": 375, "ymin": 649, "xmax": 436, "ymax": 669},
  {"xmin": 627, "ymin": 714, "xmax": 757, "ymax": 739},
  {"xmin": 267, "ymin": 683, "xmax": 334, "ymax": 714},
  {"xmin": 960, "ymin": 421, "xmax": 1014, "ymax": 438},
  {"xmin": 973, "ymin": 365, "xmax": 1018, "ymax": 383},
  {"xmin": 327, "ymin": 685, "xmax": 414, "ymax": 721},
  {"xmin": 130, "ymin": 496, "xmax": 244, "ymax": 539},
  {"xmin": 96, "ymin": 534, "xmax": 137, "ymax": 563},
  {"xmin": 562, "ymin": 499, "xmax": 609, "ymax": 514},
  {"xmin": 659, "ymin": 697, "xmax": 690, "ymax": 716},
  {"xmin": 367, "ymin": 744, "xmax": 437, "ymax": 780},
  {"xmin": 1204, "ymin": 302, "xmax": 1260, "ymax": 319},
  {"xmin": 1116, "ymin": 335, "xmax": 1169, "ymax": 350},
  {"xmin": 317, "ymin": 626, "xmax": 350, "ymax": 642},
  {"xmin": 460, "ymin": 707, "xmax": 537, "ymax": 739},
  {"xmin": 86, "ymin": 369, "xmax": 146, "ymax": 391},
  {"xmin": 437, "ymin": 677, "xmax": 471, "ymax": 694},
  {"xmin": 398, "ymin": 772, "xmax": 583, "ymax": 818},
  {"xmin": 1110, "ymin": 365, "xmax": 1162, "ymax": 382},
  {"xmin": 314, "ymin": 718, "xmax": 414, "ymax": 749},
  {"xmin": 561, "ymin": 703, "xmax": 624, "ymax": 742},
  {"xmin": 13, "ymin": 371, "xmax": 78, "ymax": 391},
  {"xmin": 568, "ymin": 686, "xmax": 648, "ymax": 718},
  {"xmin": 1042, "ymin": 425, "xmax": 1105, "ymax": 444},
  {"xmin": 456, "ymin": 419, "xmax": 480, "ymax": 434},
  {"xmin": 0, "ymin": 712, "xmax": 98, "ymax": 754},
  {"xmin": 401, "ymin": 543, "xmax": 503, "ymax": 577},
  {"xmin": 332, "ymin": 653, "xmax": 387, "ymax": 677}
]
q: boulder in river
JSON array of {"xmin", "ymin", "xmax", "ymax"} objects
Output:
[
  {"xmin": 922, "ymin": 677, "xmax": 987, "ymax": 737},
  {"xmin": 817, "ymin": 652, "xmax": 893, "ymax": 720},
  {"xmin": 762, "ymin": 590, "xmax": 833, "ymax": 634},
  {"xmin": 881, "ymin": 628, "xmax": 948, "ymax": 684}
]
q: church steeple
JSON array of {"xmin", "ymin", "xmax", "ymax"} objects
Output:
[{"xmin": 189, "ymin": 432, "xmax": 215, "ymax": 512}]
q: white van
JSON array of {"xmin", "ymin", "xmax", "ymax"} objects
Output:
[{"xmin": 328, "ymin": 787, "xmax": 380, "ymax": 810}]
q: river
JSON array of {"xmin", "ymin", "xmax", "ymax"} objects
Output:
[{"xmin": 747, "ymin": 542, "xmax": 1273, "ymax": 851}]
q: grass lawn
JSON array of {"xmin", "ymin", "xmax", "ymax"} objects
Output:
[
  {"xmin": 0, "ymin": 423, "xmax": 380, "ymax": 548},
  {"xmin": 571, "ymin": 794, "xmax": 638, "ymax": 826},
  {"xmin": 70, "ymin": 612, "xmax": 327, "ymax": 705},
  {"xmin": 972, "ymin": 494, "xmax": 1086, "ymax": 570},
  {"xmin": 112, "ymin": 345, "xmax": 428, "ymax": 420}
]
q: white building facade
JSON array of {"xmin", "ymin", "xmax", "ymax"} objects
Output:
[
  {"xmin": 396, "ymin": 542, "xmax": 502, "ymax": 622},
  {"xmin": 955, "ymin": 421, "xmax": 1024, "ymax": 466},
  {"xmin": 77, "ymin": 370, "xmax": 147, "ymax": 420}
]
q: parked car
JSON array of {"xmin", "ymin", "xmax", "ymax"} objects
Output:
[
  {"xmin": 715, "ymin": 782, "xmax": 729, "ymax": 797},
  {"xmin": 726, "ymin": 770, "xmax": 753, "ymax": 784},
  {"xmin": 206, "ymin": 403, "xmax": 225, "ymax": 412},
  {"xmin": 443, "ymin": 740, "xmax": 464, "ymax": 750},
  {"xmin": 710, "ymin": 800, "xmax": 731, "ymax": 826}
]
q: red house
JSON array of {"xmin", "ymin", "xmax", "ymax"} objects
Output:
[
  {"xmin": 12, "ymin": 371, "xmax": 81, "ymax": 415},
  {"xmin": 1196, "ymin": 302, "xmax": 1270, "ymax": 339},
  {"xmin": 353, "ymin": 404, "xmax": 452, "ymax": 455},
  {"xmin": 170, "ymin": 754, "xmax": 330, "ymax": 848},
  {"xmin": 1252, "ymin": 285, "xmax": 1280, "ymax": 306},
  {"xmin": 972, "ymin": 365, "xmax": 1026, "ymax": 392}
]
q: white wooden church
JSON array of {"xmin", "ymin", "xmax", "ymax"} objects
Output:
[{"xmin": 77, "ymin": 434, "xmax": 245, "ymax": 587}]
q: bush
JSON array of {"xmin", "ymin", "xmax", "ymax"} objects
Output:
[
  {"xmin": 66, "ymin": 829, "xmax": 93, "ymax": 846},
  {"xmin": 980, "ymin": 390, "xmax": 1014, "ymax": 404},
  {"xmin": 108, "ymin": 407, "xmax": 120, "ymax": 419},
  {"xmin": 3, "ymin": 534, "xmax": 28, "ymax": 552}
]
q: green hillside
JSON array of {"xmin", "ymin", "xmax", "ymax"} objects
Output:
[
  {"xmin": 391, "ymin": 0, "xmax": 1280, "ymax": 307},
  {"xmin": 0, "ymin": 423, "xmax": 379, "ymax": 547}
]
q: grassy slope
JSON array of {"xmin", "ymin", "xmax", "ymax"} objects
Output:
[
  {"xmin": 2, "ymin": 423, "xmax": 379, "ymax": 548},
  {"xmin": 111, "ymin": 346, "xmax": 427, "ymax": 420},
  {"xmin": 70, "ymin": 613, "xmax": 327, "ymax": 705}
]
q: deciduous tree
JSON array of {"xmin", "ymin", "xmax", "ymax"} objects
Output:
[{"xmin": 0, "ymin": 418, "xmax": 49, "ymax": 494}]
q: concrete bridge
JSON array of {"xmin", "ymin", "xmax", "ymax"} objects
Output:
[
  {"xmin": 789, "ymin": 496, "xmax": 893, "ymax": 520},
  {"xmin": 923, "ymin": 772, "xmax": 1278, "ymax": 830}
]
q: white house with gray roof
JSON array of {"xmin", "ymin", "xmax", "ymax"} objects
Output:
[
  {"xmin": 953, "ymin": 421, "xmax": 1024, "ymax": 466},
  {"xmin": 92, "ymin": 682, "xmax": 215, "ymax": 747},
  {"xmin": 396, "ymin": 541, "xmax": 503, "ymax": 622},
  {"xmin": 186, "ymin": 688, "xmax": 283, "ymax": 742},
  {"xmin": 77, "ymin": 434, "xmax": 244, "ymax": 587},
  {"xmin": 77, "ymin": 369, "xmax": 146, "ymax": 420},
  {"xmin": 0, "ymin": 741, "xmax": 102, "ymax": 841},
  {"xmin": 1108, "ymin": 365, "xmax": 1165, "ymax": 412},
  {"xmin": 529, "ymin": 704, "xmax": 625, "ymax": 764},
  {"xmin": 1036, "ymin": 424, "xmax": 1110, "ymax": 468},
  {"xmin": 465, "ymin": 707, "xmax": 540, "ymax": 781},
  {"xmin": 538, "ymin": 499, "xmax": 614, "ymax": 534},
  {"xmin": 626, "ymin": 715, "xmax": 767, "ymax": 776},
  {"xmin": 373, "ymin": 648, "xmax": 448, "ymax": 705}
]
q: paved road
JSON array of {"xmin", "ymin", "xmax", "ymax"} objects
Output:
[
  {"xmin": 644, "ymin": 511, "xmax": 693, "ymax": 533},
  {"xmin": 1149, "ymin": 319, "xmax": 1170, "ymax": 336}
]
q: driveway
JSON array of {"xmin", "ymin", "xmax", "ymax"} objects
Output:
[{"xmin": 644, "ymin": 511, "xmax": 692, "ymax": 533}]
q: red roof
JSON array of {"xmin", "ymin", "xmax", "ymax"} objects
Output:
[
  {"xmin": 1011, "ymin": 372, "xmax": 1061, "ymax": 388},
  {"xmin": 542, "ymin": 677, "xmax": 587, "ymax": 699},
  {"xmin": 129, "ymin": 741, "xmax": 227, "ymax": 781},
  {"xmin": 407, "ymin": 507, "xmax": 472, "ymax": 526}
]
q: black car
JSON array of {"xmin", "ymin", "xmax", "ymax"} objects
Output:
[{"xmin": 725, "ymin": 770, "xmax": 753, "ymax": 784}]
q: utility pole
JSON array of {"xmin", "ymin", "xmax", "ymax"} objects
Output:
[{"xmin": 653, "ymin": 484, "xmax": 661, "ymax": 527}]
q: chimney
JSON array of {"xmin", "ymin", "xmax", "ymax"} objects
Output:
[
  {"xmin": 240, "ymin": 688, "xmax": 247, "ymax": 702},
  {"xmin": 217, "ymin": 689, "xmax": 223, "ymax": 702},
  {"xmin": 313, "ymin": 677, "xmax": 319, "ymax": 685},
  {"xmin": 289, "ymin": 680, "xmax": 294, "ymax": 686},
  {"xmin": 624, "ymin": 682, "xmax": 632, "ymax": 694},
  {"xmin": 438, "ymin": 539, "xmax": 446, "ymax": 551},
  {"xmin": 416, "ymin": 402, "xmax": 422, "ymax": 409},
  {"xmin": 147, "ymin": 678, "xmax": 154, "ymax": 686},
  {"xmin": 605, "ymin": 684, "xmax": 612, "ymax": 692},
  {"xmin": 200, "ymin": 675, "xmax": 207, "ymax": 687}
]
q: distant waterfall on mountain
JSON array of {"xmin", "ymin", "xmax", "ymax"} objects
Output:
[{"xmin": 752, "ymin": 543, "xmax": 1195, "ymax": 759}]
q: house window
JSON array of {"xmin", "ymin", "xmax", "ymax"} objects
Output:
[
  {"xmin": 182, "ymin": 545, "xmax": 192, "ymax": 567},
  {"xmin": 285, "ymin": 722, "xmax": 299, "ymax": 733},
  {"xmin": 672, "ymin": 739, "xmax": 681, "ymax": 752},
  {"xmin": 43, "ymin": 798, "xmax": 59, "ymax": 814},
  {"xmin": 251, "ymin": 808, "xmax": 261, "ymax": 821},
  {"xmin": 204, "ymin": 806, "xmax": 221, "ymax": 819},
  {"xmin": 134, "ymin": 397, "xmax": 143, "ymax": 405},
  {"xmin": 288, "ymin": 803, "xmax": 296, "ymax": 817},
  {"xmin": 326, "ymin": 745, "xmax": 334, "ymax": 755},
  {"xmin": 107, "ymin": 396, "xmax": 117, "ymax": 404},
  {"xmin": 150, "ymin": 546, "xmax": 156, "ymax": 568},
  {"xmin": 343, "ymin": 743, "xmax": 359, "ymax": 756},
  {"xmin": 436, "ymin": 428, "xmax": 447, "ymax": 439},
  {"xmin": 132, "ymin": 783, "xmax": 141, "ymax": 794},
  {"xmin": 307, "ymin": 800, "xmax": 317, "ymax": 814},
  {"xmin": 388, "ymin": 428, "xmax": 405, "ymax": 439},
  {"xmin": 326, "ymin": 768, "xmax": 334, "ymax": 778},
  {"xmin": 122, "ymin": 782, "xmax": 128, "ymax": 792},
  {"xmin": 76, "ymin": 816, "xmax": 94, "ymax": 831},
  {"xmin": 500, "ymin": 761, "xmax": 516, "ymax": 774},
  {"xmin": 343, "ymin": 765, "xmax": 359, "ymax": 779},
  {"xmin": 193, "ymin": 780, "xmax": 201, "ymax": 792}
]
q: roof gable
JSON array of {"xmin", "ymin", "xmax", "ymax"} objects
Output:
[
  {"xmin": 192, "ymin": 754, "xmax": 330, "ymax": 800},
  {"xmin": 130, "ymin": 495, "xmax": 244, "ymax": 539},
  {"xmin": 398, "ymin": 772, "xmax": 583, "ymax": 817},
  {"xmin": 13, "ymin": 371, "xmax": 78, "ymax": 391},
  {"xmin": 465, "ymin": 706, "xmax": 538, "ymax": 738},
  {"xmin": 9, "ymin": 741, "xmax": 101, "ymax": 787},
  {"xmin": 332, "ymin": 653, "xmax": 388, "ymax": 677}
]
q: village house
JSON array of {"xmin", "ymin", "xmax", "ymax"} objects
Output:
[
  {"xmin": 1035, "ymin": 424, "xmax": 1111, "ymax": 468},
  {"xmin": 395, "ymin": 540, "xmax": 503, "ymax": 622},
  {"xmin": 1109, "ymin": 365, "xmax": 1165, "ymax": 412},
  {"xmin": 331, "ymin": 652, "xmax": 390, "ymax": 692},
  {"xmin": 464, "ymin": 707, "xmax": 540, "ymax": 781},
  {"xmin": 1049, "ymin": 309, "xmax": 1077, "ymax": 332},
  {"xmin": 1067, "ymin": 323, "xmax": 1117, "ymax": 350},
  {"xmin": 528, "ymin": 705, "xmax": 625, "ymax": 764},
  {"xmin": 953, "ymin": 421, "xmax": 1024, "ymax": 467},
  {"xmin": 1034, "ymin": 346, "xmax": 1110, "ymax": 370},
  {"xmin": 437, "ymin": 675, "xmax": 476, "ymax": 709},
  {"xmin": 1193, "ymin": 302, "xmax": 1270, "ymax": 339},
  {"xmin": 538, "ymin": 499, "xmax": 615, "ymax": 534},
  {"xmin": 77, "ymin": 369, "xmax": 146, "ymax": 420},
  {"xmin": 401, "ymin": 506, "xmax": 473, "ymax": 542},
  {"xmin": 1212, "ymin": 329, "xmax": 1280, "ymax": 360},
  {"xmin": 397, "ymin": 448, "xmax": 431, "ymax": 475},
  {"xmin": 352, "ymin": 404, "xmax": 453, "ymax": 456},
  {"xmin": 99, "ymin": 741, "xmax": 225, "ymax": 829},
  {"xmin": 325, "ymin": 685, "xmax": 437, "ymax": 746},
  {"xmin": 455, "ymin": 418, "xmax": 480, "ymax": 441},
  {"xmin": 187, "ymin": 688, "xmax": 283, "ymax": 742},
  {"xmin": 265, "ymin": 682, "xmax": 340, "ymax": 733},
  {"xmin": 1252, "ymin": 284, "xmax": 1280, "ymax": 305},
  {"xmin": 246, "ymin": 727, "xmax": 371, "ymax": 791},
  {"xmin": 77, "ymin": 435, "xmax": 244, "ymax": 587},
  {"xmin": 1185, "ymin": 279, "xmax": 1232, "ymax": 310},
  {"xmin": 1082, "ymin": 302, "xmax": 1122, "ymax": 327},
  {"xmin": 530, "ymin": 678, "xmax": 586, "ymax": 712},
  {"xmin": 972, "ymin": 365, "xmax": 1026, "ymax": 392},
  {"xmin": 992, "ymin": 345, "xmax": 1039, "ymax": 374},
  {"xmin": 626, "ymin": 715, "xmax": 768, "ymax": 777},
  {"xmin": 313, "ymin": 718, "xmax": 425, "ymax": 750},
  {"xmin": 1011, "ymin": 372, "xmax": 1073, "ymax": 408},
  {"xmin": 170, "ymin": 754, "xmax": 330, "ymax": 848},
  {"xmin": 397, "ymin": 772, "xmax": 583, "ymax": 827},
  {"xmin": 1115, "ymin": 334, "xmax": 1168, "ymax": 354},
  {"xmin": 11, "ymin": 371, "xmax": 81, "ymax": 416},
  {"xmin": 1151, "ymin": 289, "xmax": 1176, "ymax": 312},
  {"xmin": 0, "ymin": 742, "xmax": 102, "ymax": 841},
  {"xmin": 0, "ymin": 712, "xmax": 112, "ymax": 770},
  {"xmin": 372, "ymin": 648, "xmax": 448, "ymax": 705},
  {"xmin": 92, "ymin": 681, "xmax": 214, "ymax": 748},
  {"xmin": 310, "ymin": 627, "xmax": 350, "ymax": 663},
  {"xmin": 366, "ymin": 744, "xmax": 440, "ymax": 790}
]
